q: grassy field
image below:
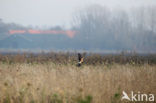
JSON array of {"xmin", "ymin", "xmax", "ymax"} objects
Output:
[
  {"xmin": 0, "ymin": 63, "xmax": 156, "ymax": 103},
  {"xmin": 0, "ymin": 53, "xmax": 156, "ymax": 103}
]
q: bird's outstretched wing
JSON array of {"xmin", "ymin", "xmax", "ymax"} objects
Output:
[{"xmin": 78, "ymin": 53, "xmax": 82, "ymax": 62}]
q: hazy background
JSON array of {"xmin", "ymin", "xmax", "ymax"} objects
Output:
[
  {"xmin": 0, "ymin": 0, "xmax": 156, "ymax": 53},
  {"xmin": 0, "ymin": 0, "xmax": 156, "ymax": 28}
]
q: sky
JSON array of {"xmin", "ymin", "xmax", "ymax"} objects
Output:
[{"xmin": 0, "ymin": 0, "xmax": 156, "ymax": 29}]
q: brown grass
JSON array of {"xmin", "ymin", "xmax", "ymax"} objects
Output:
[{"xmin": 0, "ymin": 62, "xmax": 155, "ymax": 103}]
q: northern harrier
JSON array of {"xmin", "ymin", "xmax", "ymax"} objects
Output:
[{"xmin": 77, "ymin": 53, "xmax": 84, "ymax": 67}]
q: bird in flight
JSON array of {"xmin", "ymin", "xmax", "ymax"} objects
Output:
[{"xmin": 77, "ymin": 53, "xmax": 84, "ymax": 67}]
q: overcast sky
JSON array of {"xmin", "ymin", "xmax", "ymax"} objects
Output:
[{"xmin": 0, "ymin": 0, "xmax": 156, "ymax": 28}]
